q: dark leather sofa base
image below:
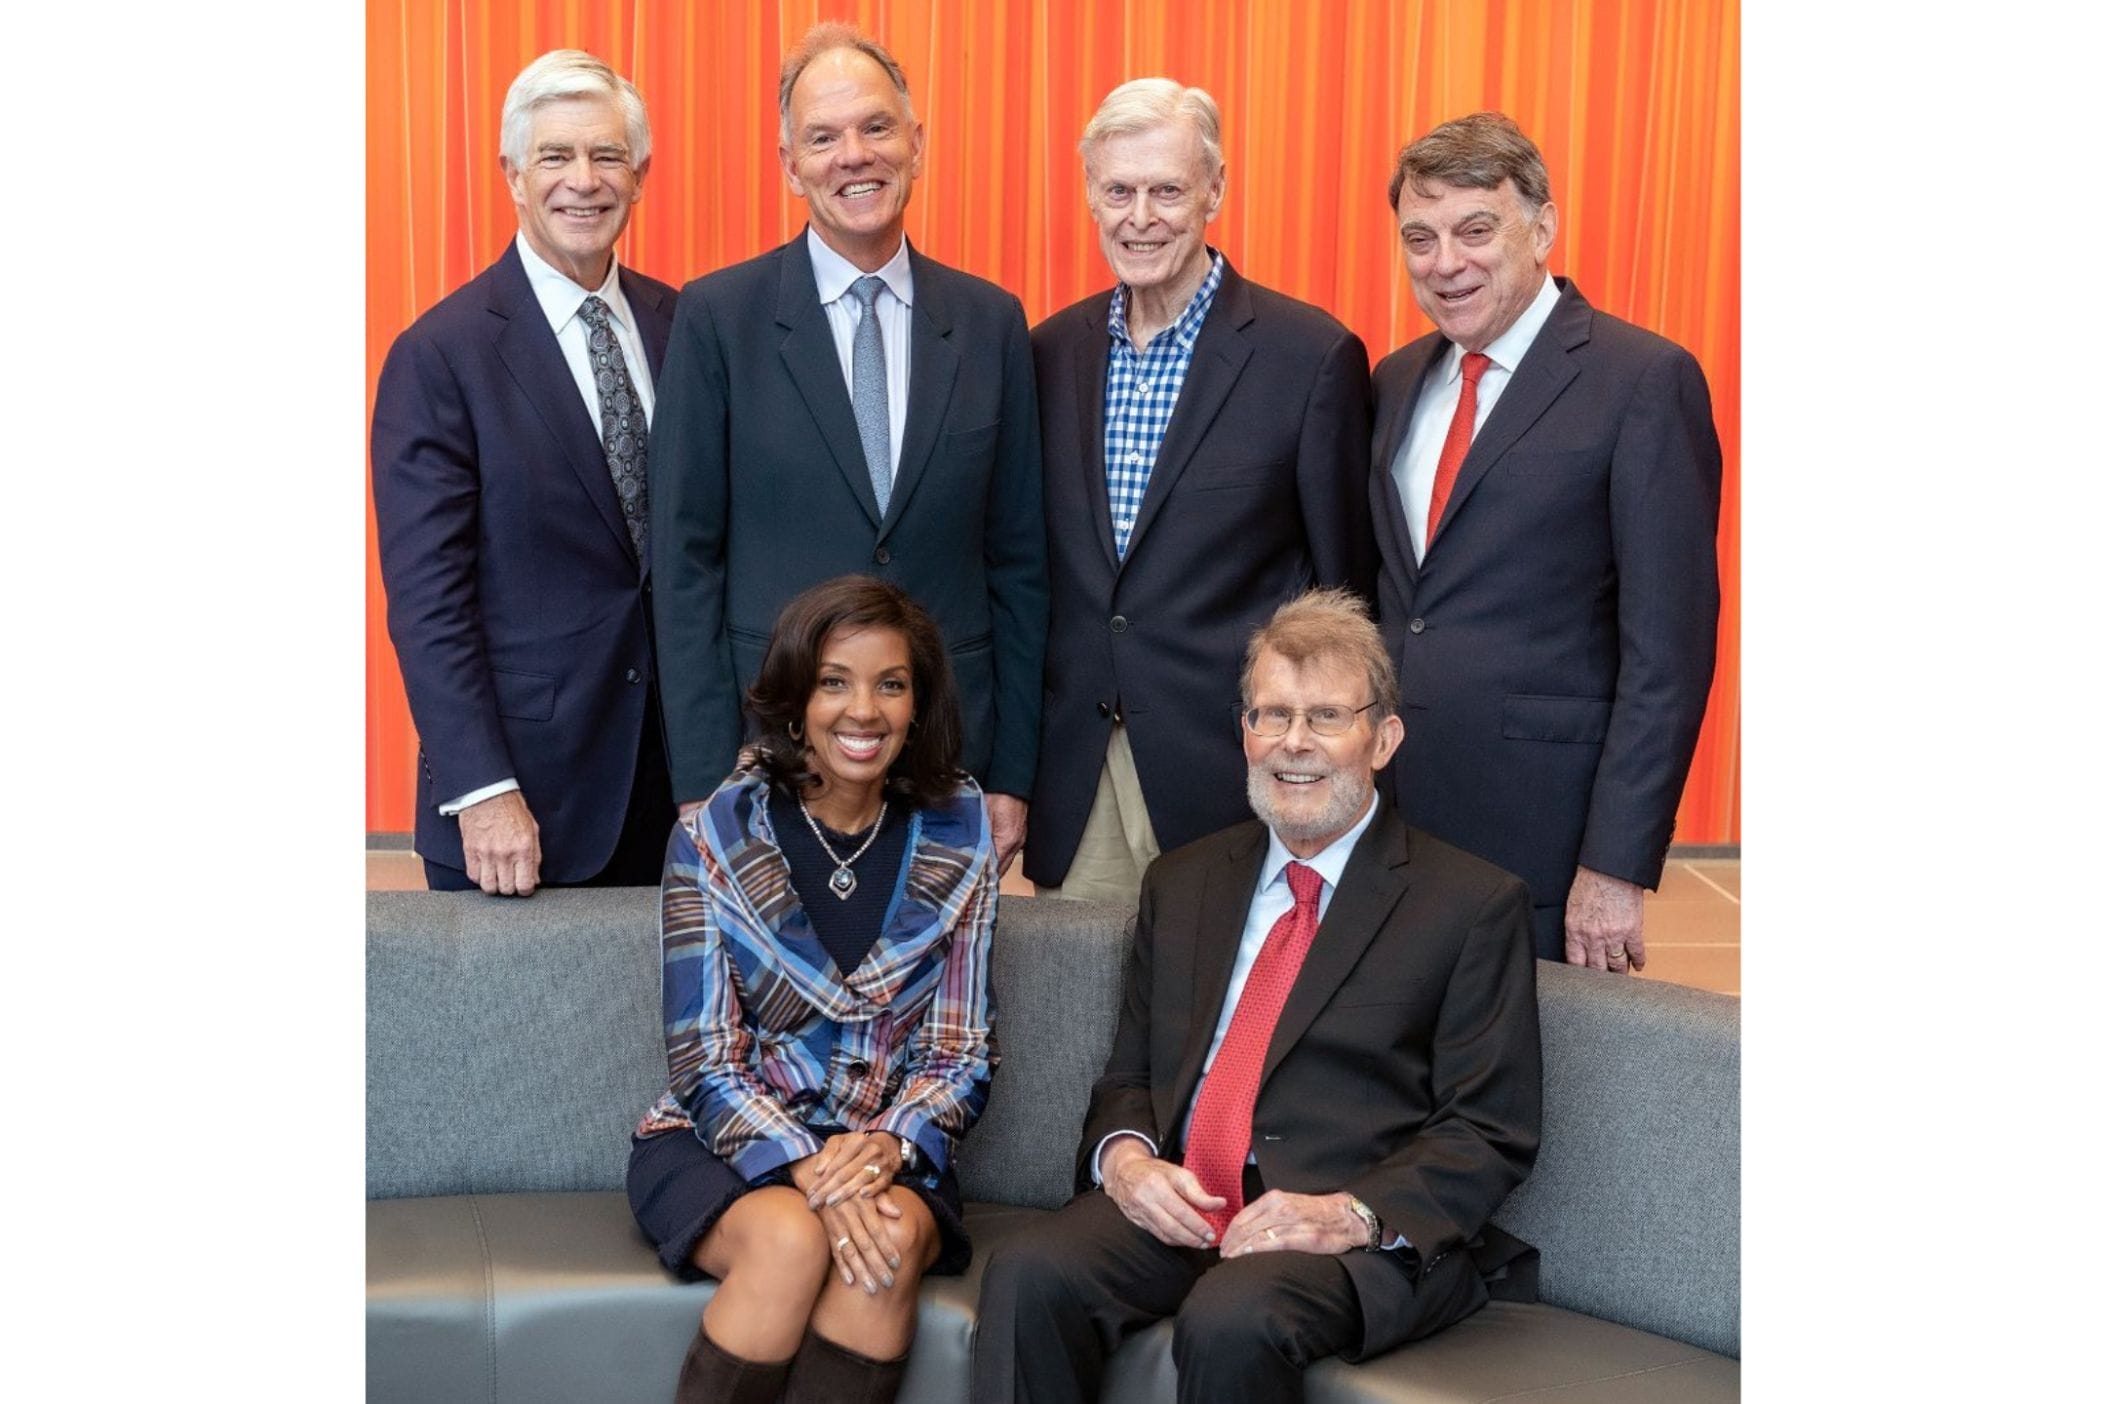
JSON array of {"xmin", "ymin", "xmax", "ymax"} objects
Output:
[{"xmin": 368, "ymin": 1193, "xmax": 1736, "ymax": 1403}]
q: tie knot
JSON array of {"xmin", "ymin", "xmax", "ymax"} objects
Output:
[
  {"xmin": 577, "ymin": 294, "xmax": 611, "ymax": 328},
  {"xmin": 1284, "ymin": 861, "xmax": 1323, "ymax": 909},
  {"xmin": 850, "ymin": 275, "xmax": 886, "ymax": 309},
  {"xmin": 1460, "ymin": 350, "xmax": 1492, "ymax": 385}
]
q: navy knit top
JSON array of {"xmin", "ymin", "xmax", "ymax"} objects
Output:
[{"xmin": 768, "ymin": 790, "xmax": 910, "ymax": 976}]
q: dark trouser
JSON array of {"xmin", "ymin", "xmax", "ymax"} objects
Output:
[
  {"xmin": 972, "ymin": 1190, "xmax": 1368, "ymax": 1404},
  {"xmin": 424, "ymin": 691, "xmax": 675, "ymax": 891},
  {"xmin": 1529, "ymin": 901, "xmax": 1566, "ymax": 961}
]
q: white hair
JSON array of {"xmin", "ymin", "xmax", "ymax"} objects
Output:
[
  {"xmin": 1079, "ymin": 78, "xmax": 1223, "ymax": 180},
  {"xmin": 499, "ymin": 50, "xmax": 651, "ymax": 169}
]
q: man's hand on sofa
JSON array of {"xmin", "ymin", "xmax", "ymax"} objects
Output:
[
  {"xmin": 819, "ymin": 1194, "xmax": 905, "ymax": 1295},
  {"xmin": 1564, "ymin": 866, "xmax": 1646, "ymax": 973},
  {"xmin": 1101, "ymin": 1135, "xmax": 1224, "ymax": 1248},
  {"xmin": 459, "ymin": 790, "xmax": 541, "ymax": 896},
  {"xmin": 1219, "ymin": 1190, "xmax": 1368, "ymax": 1257}
]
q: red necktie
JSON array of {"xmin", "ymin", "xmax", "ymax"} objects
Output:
[
  {"xmin": 1424, "ymin": 351, "xmax": 1492, "ymax": 546},
  {"xmin": 1182, "ymin": 860, "xmax": 1325, "ymax": 1234}
]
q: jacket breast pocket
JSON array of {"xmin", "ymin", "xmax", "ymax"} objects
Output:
[
  {"xmin": 1501, "ymin": 693, "xmax": 1611, "ymax": 744},
  {"xmin": 944, "ymin": 422, "xmax": 1000, "ymax": 459},
  {"xmin": 492, "ymin": 667, "xmax": 557, "ymax": 721},
  {"xmin": 1186, "ymin": 457, "xmax": 1286, "ymax": 492}
]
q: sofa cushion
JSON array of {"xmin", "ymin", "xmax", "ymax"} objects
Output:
[{"xmin": 367, "ymin": 1194, "xmax": 1735, "ymax": 1403}]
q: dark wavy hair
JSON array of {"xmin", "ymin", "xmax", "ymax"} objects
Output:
[{"xmin": 746, "ymin": 575, "xmax": 966, "ymax": 806}]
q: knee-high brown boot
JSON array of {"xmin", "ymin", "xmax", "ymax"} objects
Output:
[
  {"xmin": 781, "ymin": 1330, "xmax": 909, "ymax": 1404},
  {"xmin": 674, "ymin": 1321, "xmax": 793, "ymax": 1404}
]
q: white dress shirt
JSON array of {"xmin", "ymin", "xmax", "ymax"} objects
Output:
[
  {"xmin": 438, "ymin": 235, "xmax": 659, "ymax": 817},
  {"xmin": 1389, "ymin": 273, "xmax": 1562, "ymax": 562},
  {"xmin": 806, "ymin": 227, "xmax": 914, "ymax": 484}
]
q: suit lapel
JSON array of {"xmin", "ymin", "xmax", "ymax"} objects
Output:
[
  {"xmin": 1166, "ymin": 826, "xmax": 1268, "ymax": 1138},
  {"xmin": 884, "ymin": 245, "xmax": 959, "ymax": 538},
  {"xmin": 1070, "ymin": 299, "xmax": 1120, "ymax": 572},
  {"xmin": 1122, "ymin": 262, "xmax": 1255, "ymax": 564},
  {"xmin": 774, "ymin": 235, "xmax": 885, "ymax": 528},
  {"xmin": 622, "ymin": 266, "xmax": 675, "ymax": 382},
  {"xmin": 1260, "ymin": 807, "xmax": 1413, "ymax": 1086},
  {"xmin": 489, "ymin": 244, "xmax": 637, "ymax": 567},
  {"xmin": 1371, "ymin": 340, "xmax": 1444, "ymax": 588},
  {"xmin": 1431, "ymin": 278, "xmax": 1589, "ymax": 548}
]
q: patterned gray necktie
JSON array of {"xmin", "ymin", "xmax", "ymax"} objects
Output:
[
  {"xmin": 576, "ymin": 294, "xmax": 649, "ymax": 557},
  {"xmin": 848, "ymin": 275, "xmax": 892, "ymax": 515}
]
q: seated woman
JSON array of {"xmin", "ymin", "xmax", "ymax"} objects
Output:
[{"xmin": 628, "ymin": 575, "xmax": 999, "ymax": 1404}]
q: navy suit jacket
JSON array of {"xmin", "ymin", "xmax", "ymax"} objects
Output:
[
  {"xmin": 371, "ymin": 242, "xmax": 676, "ymax": 881},
  {"xmin": 1025, "ymin": 259, "xmax": 1376, "ymax": 887},
  {"xmin": 649, "ymin": 233, "xmax": 1048, "ymax": 804},
  {"xmin": 1370, "ymin": 278, "xmax": 1721, "ymax": 950}
]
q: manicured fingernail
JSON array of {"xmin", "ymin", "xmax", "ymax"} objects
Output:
[
  {"xmin": 882, "ymin": 1273, "xmax": 895, "ymax": 1288},
  {"xmin": 864, "ymin": 1279, "xmax": 877, "ymax": 1294},
  {"xmin": 887, "ymin": 1255, "xmax": 900, "ymax": 1270}
]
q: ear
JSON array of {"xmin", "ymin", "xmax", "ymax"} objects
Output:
[
  {"xmin": 1532, "ymin": 200, "xmax": 1559, "ymax": 263},
  {"xmin": 629, "ymin": 154, "xmax": 651, "ymax": 200},
  {"xmin": 1371, "ymin": 712, "xmax": 1405, "ymax": 771},
  {"xmin": 779, "ymin": 141, "xmax": 805, "ymax": 197},
  {"xmin": 906, "ymin": 118, "xmax": 926, "ymax": 178},
  {"xmin": 1205, "ymin": 164, "xmax": 1227, "ymax": 222},
  {"xmin": 500, "ymin": 158, "xmax": 527, "ymax": 205}
]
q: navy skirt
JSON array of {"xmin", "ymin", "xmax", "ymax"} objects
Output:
[{"xmin": 628, "ymin": 1126, "xmax": 972, "ymax": 1280}]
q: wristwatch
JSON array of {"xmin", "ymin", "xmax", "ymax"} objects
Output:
[
  {"xmin": 897, "ymin": 1135, "xmax": 917, "ymax": 1171},
  {"xmin": 1345, "ymin": 1195, "xmax": 1383, "ymax": 1251}
]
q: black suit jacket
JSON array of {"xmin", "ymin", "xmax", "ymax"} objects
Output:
[
  {"xmin": 1079, "ymin": 803, "xmax": 1541, "ymax": 1352},
  {"xmin": 1370, "ymin": 278, "xmax": 1721, "ymax": 947},
  {"xmin": 648, "ymin": 233, "xmax": 1047, "ymax": 802},
  {"xmin": 371, "ymin": 243, "xmax": 675, "ymax": 880},
  {"xmin": 1025, "ymin": 259, "xmax": 1376, "ymax": 886}
]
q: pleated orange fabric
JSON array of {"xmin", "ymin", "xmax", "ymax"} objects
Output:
[{"xmin": 367, "ymin": 0, "xmax": 1739, "ymax": 846}]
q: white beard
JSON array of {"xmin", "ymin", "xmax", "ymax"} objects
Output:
[{"xmin": 1246, "ymin": 758, "xmax": 1372, "ymax": 847}]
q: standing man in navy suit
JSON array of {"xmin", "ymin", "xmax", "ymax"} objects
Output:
[
  {"xmin": 649, "ymin": 22, "xmax": 1046, "ymax": 870},
  {"xmin": 373, "ymin": 49, "xmax": 676, "ymax": 895},
  {"xmin": 1371, "ymin": 112, "xmax": 1722, "ymax": 971}
]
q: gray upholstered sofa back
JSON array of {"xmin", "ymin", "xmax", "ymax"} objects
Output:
[{"xmin": 367, "ymin": 888, "xmax": 1738, "ymax": 1357}]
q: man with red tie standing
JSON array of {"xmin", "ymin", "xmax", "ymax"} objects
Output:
[
  {"xmin": 972, "ymin": 591, "xmax": 1541, "ymax": 1404},
  {"xmin": 1370, "ymin": 112, "xmax": 1723, "ymax": 974}
]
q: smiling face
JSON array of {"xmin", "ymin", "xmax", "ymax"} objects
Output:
[
  {"xmin": 1394, "ymin": 175, "xmax": 1556, "ymax": 352},
  {"xmin": 502, "ymin": 95, "xmax": 647, "ymax": 289},
  {"xmin": 1084, "ymin": 119, "xmax": 1223, "ymax": 304},
  {"xmin": 1242, "ymin": 647, "xmax": 1403, "ymax": 857},
  {"xmin": 802, "ymin": 623, "xmax": 915, "ymax": 815},
  {"xmin": 780, "ymin": 48, "xmax": 925, "ymax": 271}
]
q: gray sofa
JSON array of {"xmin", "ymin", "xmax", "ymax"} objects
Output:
[{"xmin": 368, "ymin": 889, "xmax": 1739, "ymax": 1402}]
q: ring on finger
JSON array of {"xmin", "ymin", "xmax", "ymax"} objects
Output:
[
  {"xmin": 1265, "ymin": 1227, "xmax": 1278, "ymax": 1242},
  {"xmin": 863, "ymin": 1163, "xmax": 882, "ymax": 1178},
  {"xmin": 836, "ymin": 1236, "xmax": 852, "ymax": 1252}
]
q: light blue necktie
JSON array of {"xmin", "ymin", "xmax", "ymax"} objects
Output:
[{"xmin": 848, "ymin": 275, "xmax": 892, "ymax": 515}]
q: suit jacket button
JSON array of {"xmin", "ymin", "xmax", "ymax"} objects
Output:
[
  {"xmin": 1408, "ymin": 617, "xmax": 1426, "ymax": 634},
  {"xmin": 874, "ymin": 547, "xmax": 892, "ymax": 565},
  {"xmin": 1109, "ymin": 615, "xmax": 1128, "ymax": 633},
  {"xmin": 625, "ymin": 667, "xmax": 641, "ymax": 683},
  {"xmin": 1097, "ymin": 702, "xmax": 1111, "ymax": 718},
  {"xmin": 846, "ymin": 1060, "xmax": 871, "ymax": 1078}
]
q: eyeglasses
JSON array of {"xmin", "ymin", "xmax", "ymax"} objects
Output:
[{"xmin": 1239, "ymin": 702, "xmax": 1380, "ymax": 738}]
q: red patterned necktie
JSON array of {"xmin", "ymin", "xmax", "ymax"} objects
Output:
[
  {"xmin": 1424, "ymin": 350, "xmax": 1492, "ymax": 546},
  {"xmin": 1183, "ymin": 860, "xmax": 1325, "ymax": 1234}
]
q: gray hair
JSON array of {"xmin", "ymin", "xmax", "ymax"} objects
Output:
[
  {"xmin": 1388, "ymin": 111, "xmax": 1550, "ymax": 214},
  {"xmin": 778, "ymin": 22, "xmax": 916, "ymax": 148},
  {"xmin": 499, "ymin": 49, "xmax": 651, "ymax": 169},
  {"xmin": 1079, "ymin": 78, "xmax": 1224, "ymax": 181},
  {"xmin": 1240, "ymin": 589, "xmax": 1399, "ymax": 719}
]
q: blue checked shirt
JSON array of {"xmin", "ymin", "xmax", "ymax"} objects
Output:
[{"xmin": 1104, "ymin": 250, "xmax": 1226, "ymax": 558}]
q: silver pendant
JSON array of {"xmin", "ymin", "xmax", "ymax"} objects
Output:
[{"xmin": 829, "ymin": 866, "xmax": 858, "ymax": 900}]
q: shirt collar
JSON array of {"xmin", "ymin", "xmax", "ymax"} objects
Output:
[
  {"xmin": 1107, "ymin": 247, "xmax": 1225, "ymax": 352},
  {"xmin": 515, "ymin": 231, "xmax": 631, "ymax": 337},
  {"xmin": 1440, "ymin": 271, "xmax": 1561, "ymax": 382},
  {"xmin": 807, "ymin": 226, "xmax": 915, "ymax": 310},
  {"xmin": 1256, "ymin": 789, "xmax": 1381, "ymax": 902}
]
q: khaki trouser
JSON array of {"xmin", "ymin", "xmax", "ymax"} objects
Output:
[{"xmin": 1036, "ymin": 723, "xmax": 1161, "ymax": 908}]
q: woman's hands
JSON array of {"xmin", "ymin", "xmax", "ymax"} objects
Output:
[
  {"xmin": 789, "ymin": 1131, "xmax": 913, "ymax": 1294},
  {"xmin": 798, "ymin": 1129, "xmax": 906, "ymax": 1209}
]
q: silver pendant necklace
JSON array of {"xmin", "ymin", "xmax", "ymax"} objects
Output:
[{"xmin": 798, "ymin": 797, "xmax": 888, "ymax": 900}]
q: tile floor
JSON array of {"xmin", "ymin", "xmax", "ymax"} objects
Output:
[{"xmin": 367, "ymin": 847, "xmax": 1739, "ymax": 997}]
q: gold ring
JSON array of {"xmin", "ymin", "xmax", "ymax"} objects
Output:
[
  {"xmin": 864, "ymin": 1163, "xmax": 882, "ymax": 1178},
  {"xmin": 836, "ymin": 1236, "xmax": 852, "ymax": 1252},
  {"xmin": 1265, "ymin": 1227, "xmax": 1278, "ymax": 1242}
]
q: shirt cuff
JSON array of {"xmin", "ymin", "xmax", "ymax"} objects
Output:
[
  {"xmin": 439, "ymin": 777, "xmax": 519, "ymax": 816},
  {"xmin": 1091, "ymin": 1131, "xmax": 1158, "ymax": 1186}
]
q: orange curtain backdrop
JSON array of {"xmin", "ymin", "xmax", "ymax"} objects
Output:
[{"xmin": 367, "ymin": 0, "xmax": 1740, "ymax": 845}]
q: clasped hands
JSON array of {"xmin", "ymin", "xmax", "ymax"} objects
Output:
[
  {"xmin": 1099, "ymin": 1135, "xmax": 1370, "ymax": 1257},
  {"xmin": 789, "ymin": 1129, "xmax": 909, "ymax": 1296}
]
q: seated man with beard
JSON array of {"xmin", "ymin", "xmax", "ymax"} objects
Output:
[{"xmin": 972, "ymin": 589, "xmax": 1543, "ymax": 1404}]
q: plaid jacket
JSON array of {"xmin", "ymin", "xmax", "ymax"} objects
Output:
[{"xmin": 635, "ymin": 770, "xmax": 999, "ymax": 1181}]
